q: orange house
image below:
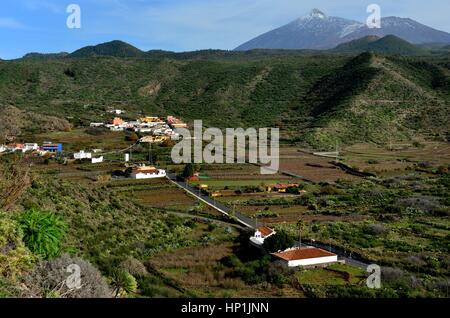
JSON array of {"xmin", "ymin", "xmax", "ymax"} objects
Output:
[{"xmin": 112, "ymin": 117, "xmax": 125, "ymax": 125}]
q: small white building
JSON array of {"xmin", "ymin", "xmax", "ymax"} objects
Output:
[
  {"xmin": 90, "ymin": 123, "xmax": 104, "ymax": 127},
  {"xmin": 109, "ymin": 126, "xmax": 125, "ymax": 131},
  {"xmin": 272, "ymin": 247, "xmax": 338, "ymax": 268},
  {"xmin": 130, "ymin": 166, "xmax": 167, "ymax": 179},
  {"xmin": 91, "ymin": 156, "xmax": 104, "ymax": 164},
  {"xmin": 24, "ymin": 143, "xmax": 39, "ymax": 151},
  {"xmin": 137, "ymin": 128, "xmax": 153, "ymax": 133},
  {"xmin": 250, "ymin": 226, "xmax": 276, "ymax": 246},
  {"xmin": 74, "ymin": 150, "xmax": 92, "ymax": 160},
  {"xmin": 0, "ymin": 145, "xmax": 7, "ymax": 153}
]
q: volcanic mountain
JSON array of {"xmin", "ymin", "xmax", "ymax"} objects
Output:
[{"xmin": 235, "ymin": 9, "xmax": 450, "ymax": 50}]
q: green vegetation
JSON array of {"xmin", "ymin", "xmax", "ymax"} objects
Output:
[
  {"xmin": 1, "ymin": 45, "xmax": 449, "ymax": 298},
  {"xmin": 2, "ymin": 50, "xmax": 449, "ymax": 148},
  {"xmin": 0, "ymin": 213, "xmax": 34, "ymax": 281},
  {"xmin": 18, "ymin": 209, "xmax": 67, "ymax": 259},
  {"xmin": 333, "ymin": 35, "xmax": 428, "ymax": 56},
  {"xmin": 264, "ymin": 229, "xmax": 296, "ymax": 253},
  {"xmin": 110, "ymin": 269, "xmax": 138, "ymax": 298}
]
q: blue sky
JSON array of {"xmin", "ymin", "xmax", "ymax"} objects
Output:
[{"xmin": 1, "ymin": 0, "xmax": 450, "ymax": 59}]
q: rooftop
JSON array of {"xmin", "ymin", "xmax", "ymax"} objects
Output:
[
  {"xmin": 272, "ymin": 247, "xmax": 336, "ymax": 261},
  {"xmin": 257, "ymin": 226, "xmax": 275, "ymax": 237},
  {"xmin": 133, "ymin": 166, "xmax": 158, "ymax": 173}
]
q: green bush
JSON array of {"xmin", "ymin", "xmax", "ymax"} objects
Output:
[
  {"xmin": 18, "ymin": 209, "xmax": 67, "ymax": 259},
  {"xmin": 0, "ymin": 213, "xmax": 34, "ymax": 280}
]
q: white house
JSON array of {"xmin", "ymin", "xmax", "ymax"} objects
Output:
[
  {"xmin": 137, "ymin": 128, "xmax": 153, "ymax": 133},
  {"xmin": 105, "ymin": 124, "xmax": 124, "ymax": 131},
  {"xmin": 108, "ymin": 125, "xmax": 125, "ymax": 131},
  {"xmin": 130, "ymin": 166, "xmax": 167, "ymax": 179},
  {"xmin": 74, "ymin": 151, "xmax": 92, "ymax": 160},
  {"xmin": 24, "ymin": 143, "xmax": 39, "ymax": 151},
  {"xmin": 91, "ymin": 156, "xmax": 104, "ymax": 164},
  {"xmin": 0, "ymin": 145, "xmax": 7, "ymax": 153},
  {"xmin": 272, "ymin": 247, "xmax": 338, "ymax": 268},
  {"xmin": 90, "ymin": 123, "xmax": 104, "ymax": 127},
  {"xmin": 250, "ymin": 226, "xmax": 276, "ymax": 246}
]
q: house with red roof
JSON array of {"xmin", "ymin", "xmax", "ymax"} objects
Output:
[
  {"xmin": 250, "ymin": 226, "xmax": 276, "ymax": 246},
  {"xmin": 130, "ymin": 166, "xmax": 167, "ymax": 179},
  {"xmin": 272, "ymin": 247, "xmax": 338, "ymax": 267}
]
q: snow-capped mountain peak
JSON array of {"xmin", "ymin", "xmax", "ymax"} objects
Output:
[
  {"xmin": 309, "ymin": 8, "xmax": 327, "ymax": 19},
  {"xmin": 234, "ymin": 9, "xmax": 450, "ymax": 51}
]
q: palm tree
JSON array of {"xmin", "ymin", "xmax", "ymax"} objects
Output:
[
  {"xmin": 110, "ymin": 270, "xmax": 137, "ymax": 298},
  {"xmin": 19, "ymin": 209, "xmax": 67, "ymax": 259},
  {"xmin": 297, "ymin": 219, "xmax": 306, "ymax": 248}
]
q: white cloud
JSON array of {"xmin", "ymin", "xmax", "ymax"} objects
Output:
[
  {"xmin": 0, "ymin": 17, "xmax": 26, "ymax": 29},
  {"xmin": 22, "ymin": 0, "xmax": 64, "ymax": 14}
]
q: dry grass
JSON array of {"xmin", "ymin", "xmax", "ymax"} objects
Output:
[
  {"xmin": 279, "ymin": 155, "xmax": 359, "ymax": 182},
  {"xmin": 150, "ymin": 244, "xmax": 233, "ymax": 268}
]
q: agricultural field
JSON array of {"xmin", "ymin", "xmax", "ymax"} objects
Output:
[
  {"xmin": 342, "ymin": 142, "xmax": 450, "ymax": 177},
  {"xmin": 297, "ymin": 263, "xmax": 367, "ymax": 286},
  {"xmin": 149, "ymin": 242, "xmax": 304, "ymax": 298},
  {"xmin": 278, "ymin": 148, "xmax": 360, "ymax": 182}
]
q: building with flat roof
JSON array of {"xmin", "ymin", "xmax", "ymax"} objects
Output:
[{"xmin": 42, "ymin": 143, "xmax": 63, "ymax": 153}]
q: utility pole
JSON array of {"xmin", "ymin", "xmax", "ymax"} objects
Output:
[
  {"xmin": 148, "ymin": 142, "xmax": 152, "ymax": 165},
  {"xmin": 335, "ymin": 140, "xmax": 339, "ymax": 163},
  {"xmin": 130, "ymin": 144, "xmax": 132, "ymax": 163},
  {"xmin": 297, "ymin": 219, "xmax": 304, "ymax": 248}
]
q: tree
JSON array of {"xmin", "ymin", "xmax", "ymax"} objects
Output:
[
  {"xmin": 286, "ymin": 186, "xmax": 300, "ymax": 195},
  {"xmin": 18, "ymin": 209, "xmax": 67, "ymax": 259},
  {"xmin": 264, "ymin": 229, "xmax": 295, "ymax": 253},
  {"xmin": 119, "ymin": 257, "xmax": 148, "ymax": 277},
  {"xmin": 182, "ymin": 163, "xmax": 195, "ymax": 179},
  {"xmin": 125, "ymin": 132, "xmax": 139, "ymax": 142},
  {"xmin": 0, "ymin": 160, "xmax": 32, "ymax": 211},
  {"xmin": 110, "ymin": 269, "xmax": 137, "ymax": 298},
  {"xmin": 0, "ymin": 213, "xmax": 34, "ymax": 281}
]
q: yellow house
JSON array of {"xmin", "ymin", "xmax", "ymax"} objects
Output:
[{"xmin": 140, "ymin": 116, "xmax": 161, "ymax": 123}]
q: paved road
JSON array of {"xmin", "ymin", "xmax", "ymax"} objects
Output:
[
  {"xmin": 166, "ymin": 173, "xmax": 256, "ymax": 229},
  {"xmin": 167, "ymin": 173, "xmax": 372, "ymax": 269},
  {"xmin": 305, "ymin": 241, "xmax": 371, "ymax": 269}
]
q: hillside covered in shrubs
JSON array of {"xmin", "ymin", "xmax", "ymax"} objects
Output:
[{"xmin": 1, "ymin": 50, "xmax": 449, "ymax": 149}]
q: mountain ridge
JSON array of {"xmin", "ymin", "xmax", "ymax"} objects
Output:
[
  {"xmin": 235, "ymin": 9, "xmax": 450, "ymax": 51},
  {"xmin": 1, "ymin": 50, "xmax": 449, "ymax": 149},
  {"xmin": 333, "ymin": 35, "xmax": 428, "ymax": 56},
  {"xmin": 69, "ymin": 40, "xmax": 145, "ymax": 58}
]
